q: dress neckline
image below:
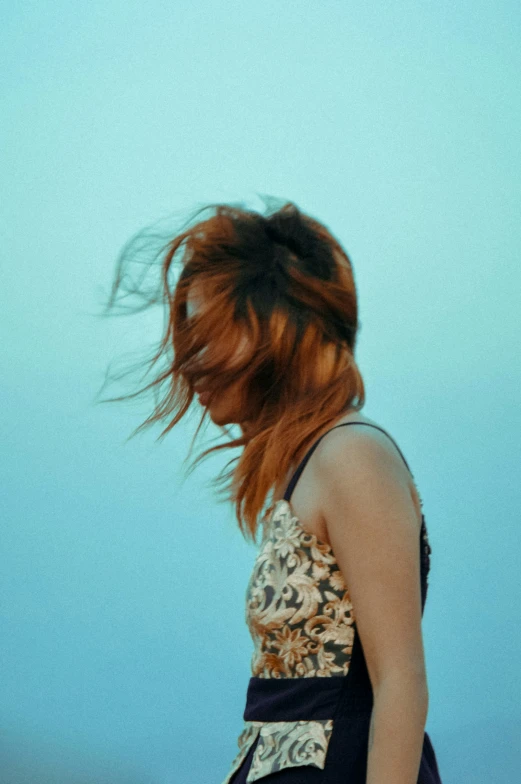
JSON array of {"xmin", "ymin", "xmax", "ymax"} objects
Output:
[{"xmin": 264, "ymin": 497, "xmax": 426, "ymax": 557}]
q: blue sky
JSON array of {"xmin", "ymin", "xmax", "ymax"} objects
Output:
[{"xmin": 1, "ymin": 1, "xmax": 520, "ymax": 782}]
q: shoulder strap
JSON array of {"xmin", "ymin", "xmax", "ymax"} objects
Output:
[{"xmin": 283, "ymin": 422, "xmax": 412, "ymax": 503}]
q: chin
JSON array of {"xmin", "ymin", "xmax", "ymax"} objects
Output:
[
  {"xmin": 205, "ymin": 400, "xmax": 236, "ymax": 425},
  {"xmin": 206, "ymin": 396, "xmax": 251, "ymax": 427},
  {"xmin": 207, "ymin": 408, "xmax": 229, "ymax": 425}
]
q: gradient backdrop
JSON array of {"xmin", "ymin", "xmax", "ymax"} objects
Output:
[{"xmin": 1, "ymin": 1, "xmax": 520, "ymax": 782}]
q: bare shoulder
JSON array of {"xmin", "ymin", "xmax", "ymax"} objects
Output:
[
  {"xmin": 316, "ymin": 412, "xmax": 404, "ymax": 468},
  {"xmin": 315, "ymin": 412, "xmax": 423, "ymax": 530}
]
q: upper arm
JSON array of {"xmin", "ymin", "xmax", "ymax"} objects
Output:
[{"xmin": 315, "ymin": 427, "xmax": 428, "ymax": 694}]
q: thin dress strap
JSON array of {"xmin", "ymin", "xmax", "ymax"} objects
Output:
[{"xmin": 283, "ymin": 422, "xmax": 412, "ymax": 504}]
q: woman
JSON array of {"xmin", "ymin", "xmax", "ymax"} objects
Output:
[{"xmin": 101, "ymin": 197, "xmax": 443, "ymax": 783}]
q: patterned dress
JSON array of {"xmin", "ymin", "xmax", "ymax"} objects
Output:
[{"xmin": 221, "ymin": 422, "xmax": 443, "ymax": 783}]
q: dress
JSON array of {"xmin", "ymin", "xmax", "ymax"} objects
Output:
[{"xmin": 222, "ymin": 422, "xmax": 443, "ymax": 784}]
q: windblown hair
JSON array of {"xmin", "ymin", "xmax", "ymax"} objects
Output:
[{"xmin": 97, "ymin": 195, "xmax": 365, "ymax": 542}]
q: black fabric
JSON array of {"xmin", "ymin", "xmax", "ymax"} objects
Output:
[{"xmin": 244, "ymin": 675, "xmax": 346, "ymax": 721}]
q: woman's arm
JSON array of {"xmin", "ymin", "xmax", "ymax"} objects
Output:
[
  {"xmin": 367, "ymin": 673, "xmax": 428, "ymax": 783},
  {"xmin": 315, "ymin": 425, "xmax": 429, "ymax": 784}
]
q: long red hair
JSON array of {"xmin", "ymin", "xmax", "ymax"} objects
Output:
[{"xmin": 97, "ymin": 196, "xmax": 365, "ymax": 542}]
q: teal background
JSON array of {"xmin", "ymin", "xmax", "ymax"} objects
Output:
[{"xmin": 1, "ymin": 2, "xmax": 520, "ymax": 782}]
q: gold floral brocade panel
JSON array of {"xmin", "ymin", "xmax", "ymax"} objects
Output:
[
  {"xmin": 246, "ymin": 499, "xmax": 356, "ymax": 679},
  {"xmin": 221, "ymin": 719, "xmax": 335, "ymax": 784}
]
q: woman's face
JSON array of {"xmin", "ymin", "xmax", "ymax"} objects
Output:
[{"xmin": 185, "ymin": 282, "xmax": 253, "ymax": 427}]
